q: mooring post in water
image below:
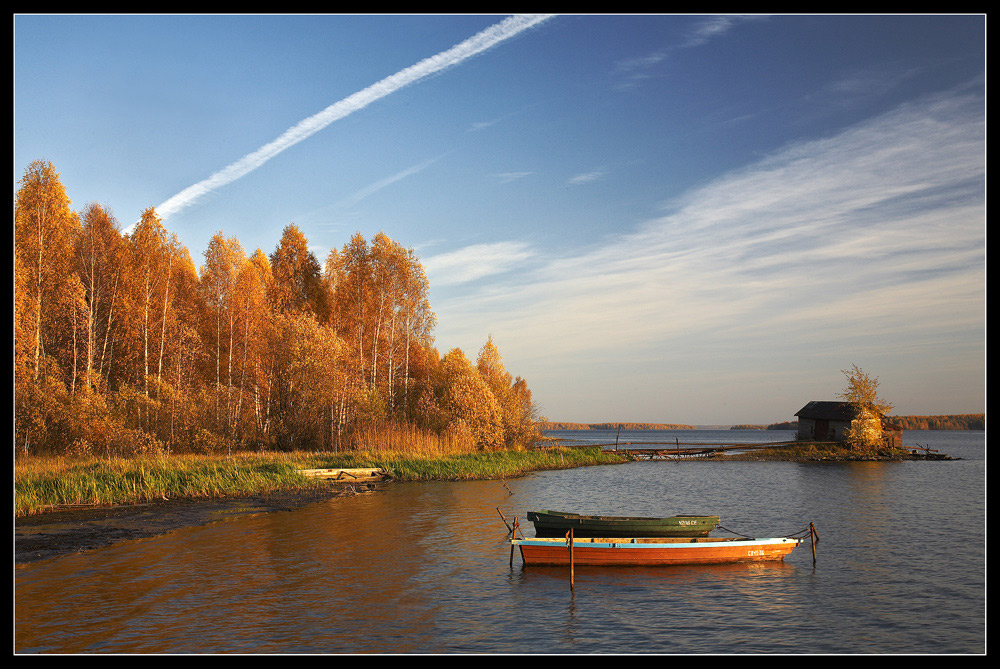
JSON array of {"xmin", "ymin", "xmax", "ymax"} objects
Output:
[
  {"xmin": 566, "ymin": 529, "xmax": 575, "ymax": 590},
  {"xmin": 497, "ymin": 507, "xmax": 512, "ymax": 534},
  {"xmin": 509, "ymin": 518, "xmax": 522, "ymax": 568},
  {"xmin": 809, "ymin": 522, "xmax": 819, "ymax": 565}
]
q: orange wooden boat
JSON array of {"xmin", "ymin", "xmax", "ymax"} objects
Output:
[{"xmin": 511, "ymin": 535, "xmax": 802, "ymax": 567}]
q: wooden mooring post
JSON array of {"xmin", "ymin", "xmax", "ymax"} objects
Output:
[
  {"xmin": 510, "ymin": 518, "xmax": 520, "ymax": 568},
  {"xmin": 809, "ymin": 522, "xmax": 819, "ymax": 565},
  {"xmin": 566, "ymin": 528, "xmax": 575, "ymax": 590},
  {"xmin": 496, "ymin": 507, "xmax": 512, "ymax": 535}
]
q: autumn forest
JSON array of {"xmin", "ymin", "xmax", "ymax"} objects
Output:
[{"xmin": 14, "ymin": 160, "xmax": 542, "ymax": 458}]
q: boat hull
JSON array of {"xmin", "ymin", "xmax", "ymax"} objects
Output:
[
  {"xmin": 527, "ymin": 510, "xmax": 720, "ymax": 538},
  {"xmin": 512, "ymin": 536, "xmax": 801, "ymax": 567}
]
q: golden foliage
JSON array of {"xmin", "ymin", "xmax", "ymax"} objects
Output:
[
  {"xmin": 13, "ymin": 160, "xmax": 541, "ymax": 458},
  {"xmin": 839, "ymin": 364, "xmax": 894, "ymax": 450}
]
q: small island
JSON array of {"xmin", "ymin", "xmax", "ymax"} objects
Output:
[{"xmin": 542, "ymin": 368, "xmax": 975, "ymax": 463}]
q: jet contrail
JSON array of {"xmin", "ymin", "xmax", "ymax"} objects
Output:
[{"xmin": 144, "ymin": 14, "xmax": 554, "ymax": 226}]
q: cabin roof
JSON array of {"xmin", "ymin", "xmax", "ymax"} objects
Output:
[{"xmin": 794, "ymin": 401, "xmax": 860, "ymax": 421}]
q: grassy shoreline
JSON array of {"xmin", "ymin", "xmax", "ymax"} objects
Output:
[
  {"xmin": 15, "ymin": 442, "xmax": 938, "ymax": 517},
  {"xmin": 14, "ymin": 446, "xmax": 627, "ymax": 517}
]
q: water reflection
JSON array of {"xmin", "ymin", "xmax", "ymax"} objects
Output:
[
  {"xmin": 517, "ymin": 558, "xmax": 797, "ymax": 585},
  {"xmin": 15, "ymin": 431, "xmax": 986, "ymax": 654}
]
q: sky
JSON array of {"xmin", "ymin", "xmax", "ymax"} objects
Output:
[{"xmin": 14, "ymin": 14, "xmax": 986, "ymax": 425}]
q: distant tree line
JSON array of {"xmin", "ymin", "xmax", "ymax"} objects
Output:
[
  {"xmin": 14, "ymin": 159, "xmax": 541, "ymax": 458},
  {"xmin": 885, "ymin": 414, "xmax": 984, "ymax": 430},
  {"xmin": 538, "ymin": 422, "xmax": 696, "ymax": 430}
]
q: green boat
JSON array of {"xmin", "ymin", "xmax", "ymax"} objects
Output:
[{"xmin": 527, "ymin": 510, "xmax": 720, "ymax": 538}]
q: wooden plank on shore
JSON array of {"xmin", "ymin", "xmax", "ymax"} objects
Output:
[{"xmin": 297, "ymin": 468, "xmax": 386, "ymax": 481}]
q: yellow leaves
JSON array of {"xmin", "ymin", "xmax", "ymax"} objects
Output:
[
  {"xmin": 844, "ymin": 409, "xmax": 884, "ymax": 451},
  {"xmin": 327, "ymin": 231, "xmax": 435, "ymax": 397},
  {"xmin": 476, "ymin": 335, "xmax": 505, "ymax": 381},
  {"xmin": 268, "ymin": 312, "xmax": 346, "ymax": 449},
  {"xmin": 839, "ymin": 364, "xmax": 895, "ymax": 451},
  {"xmin": 429, "ymin": 340, "xmax": 538, "ymax": 450},
  {"xmin": 269, "ymin": 223, "xmax": 325, "ymax": 316},
  {"xmin": 15, "ymin": 160, "xmax": 81, "ymax": 380},
  {"xmin": 200, "ymin": 232, "xmax": 245, "ymax": 310},
  {"xmin": 839, "ymin": 363, "xmax": 894, "ymax": 416},
  {"xmin": 13, "ymin": 158, "xmax": 544, "ymax": 457},
  {"xmin": 14, "ymin": 160, "xmax": 78, "ymax": 246}
]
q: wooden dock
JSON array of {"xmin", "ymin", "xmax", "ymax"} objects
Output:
[
  {"xmin": 534, "ymin": 439, "xmax": 803, "ymax": 459},
  {"xmin": 597, "ymin": 440, "xmax": 803, "ymax": 459},
  {"xmin": 543, "ymin": 439, "xmax": 955, "ymax": 460}
]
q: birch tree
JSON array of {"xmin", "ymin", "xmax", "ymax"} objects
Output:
[
  {"xmin": 126, "ymin": 207, "xmax": 171, "ymax": 396},
  {"xmin": 14, "ymin": 160, "xmax": 80, "ymax": 380},
  {"xmin": 76, "ymin": 202, "xmax": 127, "ymax": 390},
  {"xmin": 199, "ymin": 232, "xmax": 246, "ymax": 432}
]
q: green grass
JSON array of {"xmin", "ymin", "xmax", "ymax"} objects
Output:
[
  {"xmin": 350, "ymin": 447, "xmax": 625, "ymax": 481},
  {"xmin": 14, "ymin": 447, "xmax": 625, "ymax": 516}
]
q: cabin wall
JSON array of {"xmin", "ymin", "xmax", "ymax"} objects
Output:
[
  {"xmin": 796, "ymin": 418, "xmax": 816, "ymax": 440},
  {"xmin": 797, "ymin": 417, "xmax": 852, "ymax": 441},
  {"xmin": 883, "ymin": 429, "xmax": 903, "ymax": 448}
]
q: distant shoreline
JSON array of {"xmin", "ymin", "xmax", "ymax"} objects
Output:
[
  {"xmin": 540, "ymin": 413, "xmax": 984, "ymax": 432},
  {"xmin": 538, "ymin": 422, "xmax": 697, "ymax": 431}
]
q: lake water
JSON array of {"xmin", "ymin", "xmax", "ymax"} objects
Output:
[{"xmin": 14, "ymin": 430, "xmax": 985, "ymax": 654}]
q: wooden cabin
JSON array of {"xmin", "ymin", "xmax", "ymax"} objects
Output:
[
  {"xmin": 794, "ymin": 401, "xmax": 877, "ymax": 442},
  {"xmin": 795, "ymin": 401, "xmax": 902, "ymax": 448}
]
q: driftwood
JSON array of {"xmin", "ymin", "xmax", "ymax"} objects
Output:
[{"xmin": 296, "ymin": 468, "xmax": 386, "ymax": 482}]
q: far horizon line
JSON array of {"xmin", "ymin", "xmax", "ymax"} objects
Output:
[{"xmin": 539, "ymin": 411, "xmax": 985, "ymax": 429}]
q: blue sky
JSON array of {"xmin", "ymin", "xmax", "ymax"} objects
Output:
[{"xmin": 14, "ymin": 14, "xmax": 985, "ymax": 425}]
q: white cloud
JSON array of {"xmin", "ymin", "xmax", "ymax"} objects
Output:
[
  {"xmin": 683, "ymin": 15, "xmax": 760, "ymax": 47},
  {"xmin": 567, "ymin": 170, "xmax": 607, "ymax": 185},
  {"xmin": 422, "ymin": 241, "xmax": 535, "ymax": 286},
  {"xmin": 614, "ymin": 15, "xmax": 764, "ymax": 90},
  {"xmin": 495, "ymin": 171, "xmax": 534, "ymax": 183},
  {"xmin": 338, "ymin": 157, "xmax": 440, "ymax": 208},
  {"xmin": 435, "ymin": 90, "xmax": 985, "ymax": 379}
]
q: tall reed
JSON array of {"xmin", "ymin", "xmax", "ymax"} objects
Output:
[
  {"xmin": 339, "ymin": 419, "xmax": 476, "ymax": 456},
  {"xmin": 15, "ymin": 447, "xmax": 625, "ymax": 516},
  {"xmin": 14, "ymin": 452, "xmax": 314, "ymax": 516}
]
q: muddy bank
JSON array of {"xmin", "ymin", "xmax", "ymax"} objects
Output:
[{"xmin": 14, "ymin": 483, "xmax": 382, "ymax": 566}]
